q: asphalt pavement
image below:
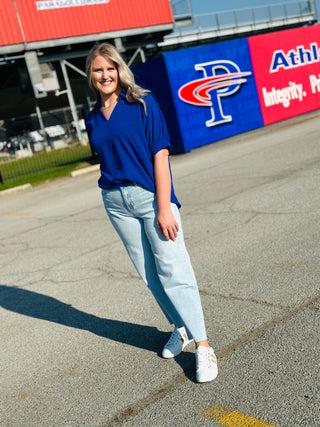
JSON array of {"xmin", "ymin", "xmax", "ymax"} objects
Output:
[{"xmin": 0, "ymin": 111, "xmax": 319, "ymax": 427}]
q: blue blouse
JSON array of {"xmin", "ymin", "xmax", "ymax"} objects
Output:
[{"xmin": 85, "ymin": 91, "xmax": 180, "ymax": 207}]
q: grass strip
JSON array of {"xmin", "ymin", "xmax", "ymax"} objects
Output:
[{"xmin": 0, "ymin": 145, "xmax": 98, "ymax": 191}]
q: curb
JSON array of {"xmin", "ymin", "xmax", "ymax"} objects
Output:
[
  {"xmin": 70, "ymin": 164, "xmax": 100, "ymax": 178},
  {"xmin": 0, "ymin": 183, "xmax": 32, "ymax": 197},
  {"xmin": 0, "ymin": 164, "xmax": 99, "ymax": 196}
]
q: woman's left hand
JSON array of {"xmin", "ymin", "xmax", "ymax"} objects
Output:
[{"xmin": 156, "ymin": 208, "xmax": 179, "ymax": 241}]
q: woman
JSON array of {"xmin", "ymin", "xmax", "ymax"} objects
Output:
[{"xmin": 85, "ymin": 42, "xmax": 218, "ymax": 383}]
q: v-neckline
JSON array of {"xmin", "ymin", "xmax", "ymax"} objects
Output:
[{"xmin": 100, "ymin": 101, "xmax": 118, "ymax": 121}]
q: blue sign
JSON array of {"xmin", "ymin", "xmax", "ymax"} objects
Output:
[
  {"xmin": 133, "ymin": 37, "xmax": 263, "ymax": 152},
  {"xmin": 164, "ymin": 38, "xmax": 263, "ymax": 151}
]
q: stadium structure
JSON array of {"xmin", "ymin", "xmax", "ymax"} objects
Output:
[{"xmin": 0, "ymin": 0, "xmax": 318, "ymax": 153}]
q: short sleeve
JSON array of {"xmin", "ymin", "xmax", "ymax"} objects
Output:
[
  {"xmin": 142, "ymin": 94, "xmax": 171, "ymax": 158},
  {"xmin": 85, "ymin": 108, "xmax": 96, "ymax": 140}
]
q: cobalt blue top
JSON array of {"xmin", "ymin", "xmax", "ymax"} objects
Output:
[{"xmin": 85, "ymin": 91, "xmax": 180, "ymax": 207}]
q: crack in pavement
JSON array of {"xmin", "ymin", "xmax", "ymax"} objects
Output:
[
  {"xmin": 99, "ymin": 289, "xmax": 320, "ymax": 426},
  {"xmin": 175, "ymin": 147, "xmax": 320, "ymax": 186},
  {"xmin": 199, "ymin": 289, "xmax": 290, "ymax": 310},
  {"xmin": 180, "ymin": 156, "xmax": 320, "ymax": 217},
  {"xmin": 0, "ymin": 205, "xmax": 104, "ymax": 240}
]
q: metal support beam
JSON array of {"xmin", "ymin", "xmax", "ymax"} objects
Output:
[
  {"xmin": 25, "ymin": 51, "xmax": 47, "ymax": 98},
  {"xmin": 127, "ymin": 47, "xmax": 146, "ymax": 67},
  {"xmin": 59, "ymin": 59, "xmax": 84, "ymax": 143},
  {"xmin": 114, "ymin": 38, "xmax": 125, "ymax": 52},
  {"xmin": 63, "ymin": 60, "xmax": 87, "ymax": 77}
]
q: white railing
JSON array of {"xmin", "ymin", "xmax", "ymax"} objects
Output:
[
  {"xmin": 170, "ymin": 0, "xmax": 192, "ymax": 19},
  {"xmin": 166, "ymin": 1, "xmax": 316, "ymax": 43}
]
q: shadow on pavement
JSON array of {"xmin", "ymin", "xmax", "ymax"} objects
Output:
[{"xmin": 0, "ymin": 285, "xmax": 196, "ymax": 381}]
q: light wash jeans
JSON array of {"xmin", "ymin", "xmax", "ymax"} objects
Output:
[{"xmin": 101, "ymin": 184, "xmax": 207, "ymax": 343}]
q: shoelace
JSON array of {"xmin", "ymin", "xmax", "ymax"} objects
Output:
[{"xmin": 197, "ymin": 348, "xmax": 216, "ymax": 368}]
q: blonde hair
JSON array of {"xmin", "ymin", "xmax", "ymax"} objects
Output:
[{"xmin": 86, "ymin": 42, "xmax": 149, "ymax": 111}]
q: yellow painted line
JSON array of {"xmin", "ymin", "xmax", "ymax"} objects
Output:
[
  {"xmin": 0, "ymin": 213, "xmax": 32, "ymax": 216},
  {"xmin": 203, "ymin": 405, "xmax": 278, "ymax": 427}
]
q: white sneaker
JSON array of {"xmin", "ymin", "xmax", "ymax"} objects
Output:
[
  {"xmin": 195, "ymin": 346, "xmax": 218, "ymax": 383},
  {"xmin": 162, "ymin": 326, "xmax": 194, "ymax": 359}
]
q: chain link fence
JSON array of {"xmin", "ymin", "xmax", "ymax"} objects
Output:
[{"xmin": 0, "ymin": 105, "xmax": 97, "ymax": 191}]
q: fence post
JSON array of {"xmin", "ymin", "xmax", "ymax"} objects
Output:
[
  {"xmin": 233, "ymin": 10, "xmax": 238, "ymax": 30},
  {"xmin": 34, "ymin": 98, "xmax": 49, "ymax": 146},
  {"xmin": 308, "ymin": 0, "xmax": 317, "ymax": 17},
  {"xmin": 283, "ymin": 4, "xmax": 288, "ymax": 23}
]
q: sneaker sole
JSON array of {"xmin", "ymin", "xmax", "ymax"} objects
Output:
[
  {"xmin": 196, "ymin": 367, "xmax": 218, "ymax": 383},
  {"xmin": 162, "ymin": 339, "xmax": 194, "ymax": 359}
]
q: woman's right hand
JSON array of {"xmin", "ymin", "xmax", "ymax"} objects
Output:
[{"xmin": 156, "ymin": 208, "xmax": 179, "ymax": 241}]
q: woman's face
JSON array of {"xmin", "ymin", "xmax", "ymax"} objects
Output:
[{"xmin": 91, "ymin": 54, "xmax": 120, "ymax": 100}]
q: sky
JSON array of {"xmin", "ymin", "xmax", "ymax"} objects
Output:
[{"xmin": 190, "ymin": 0, "xmax": 320, "ymax": 21}]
